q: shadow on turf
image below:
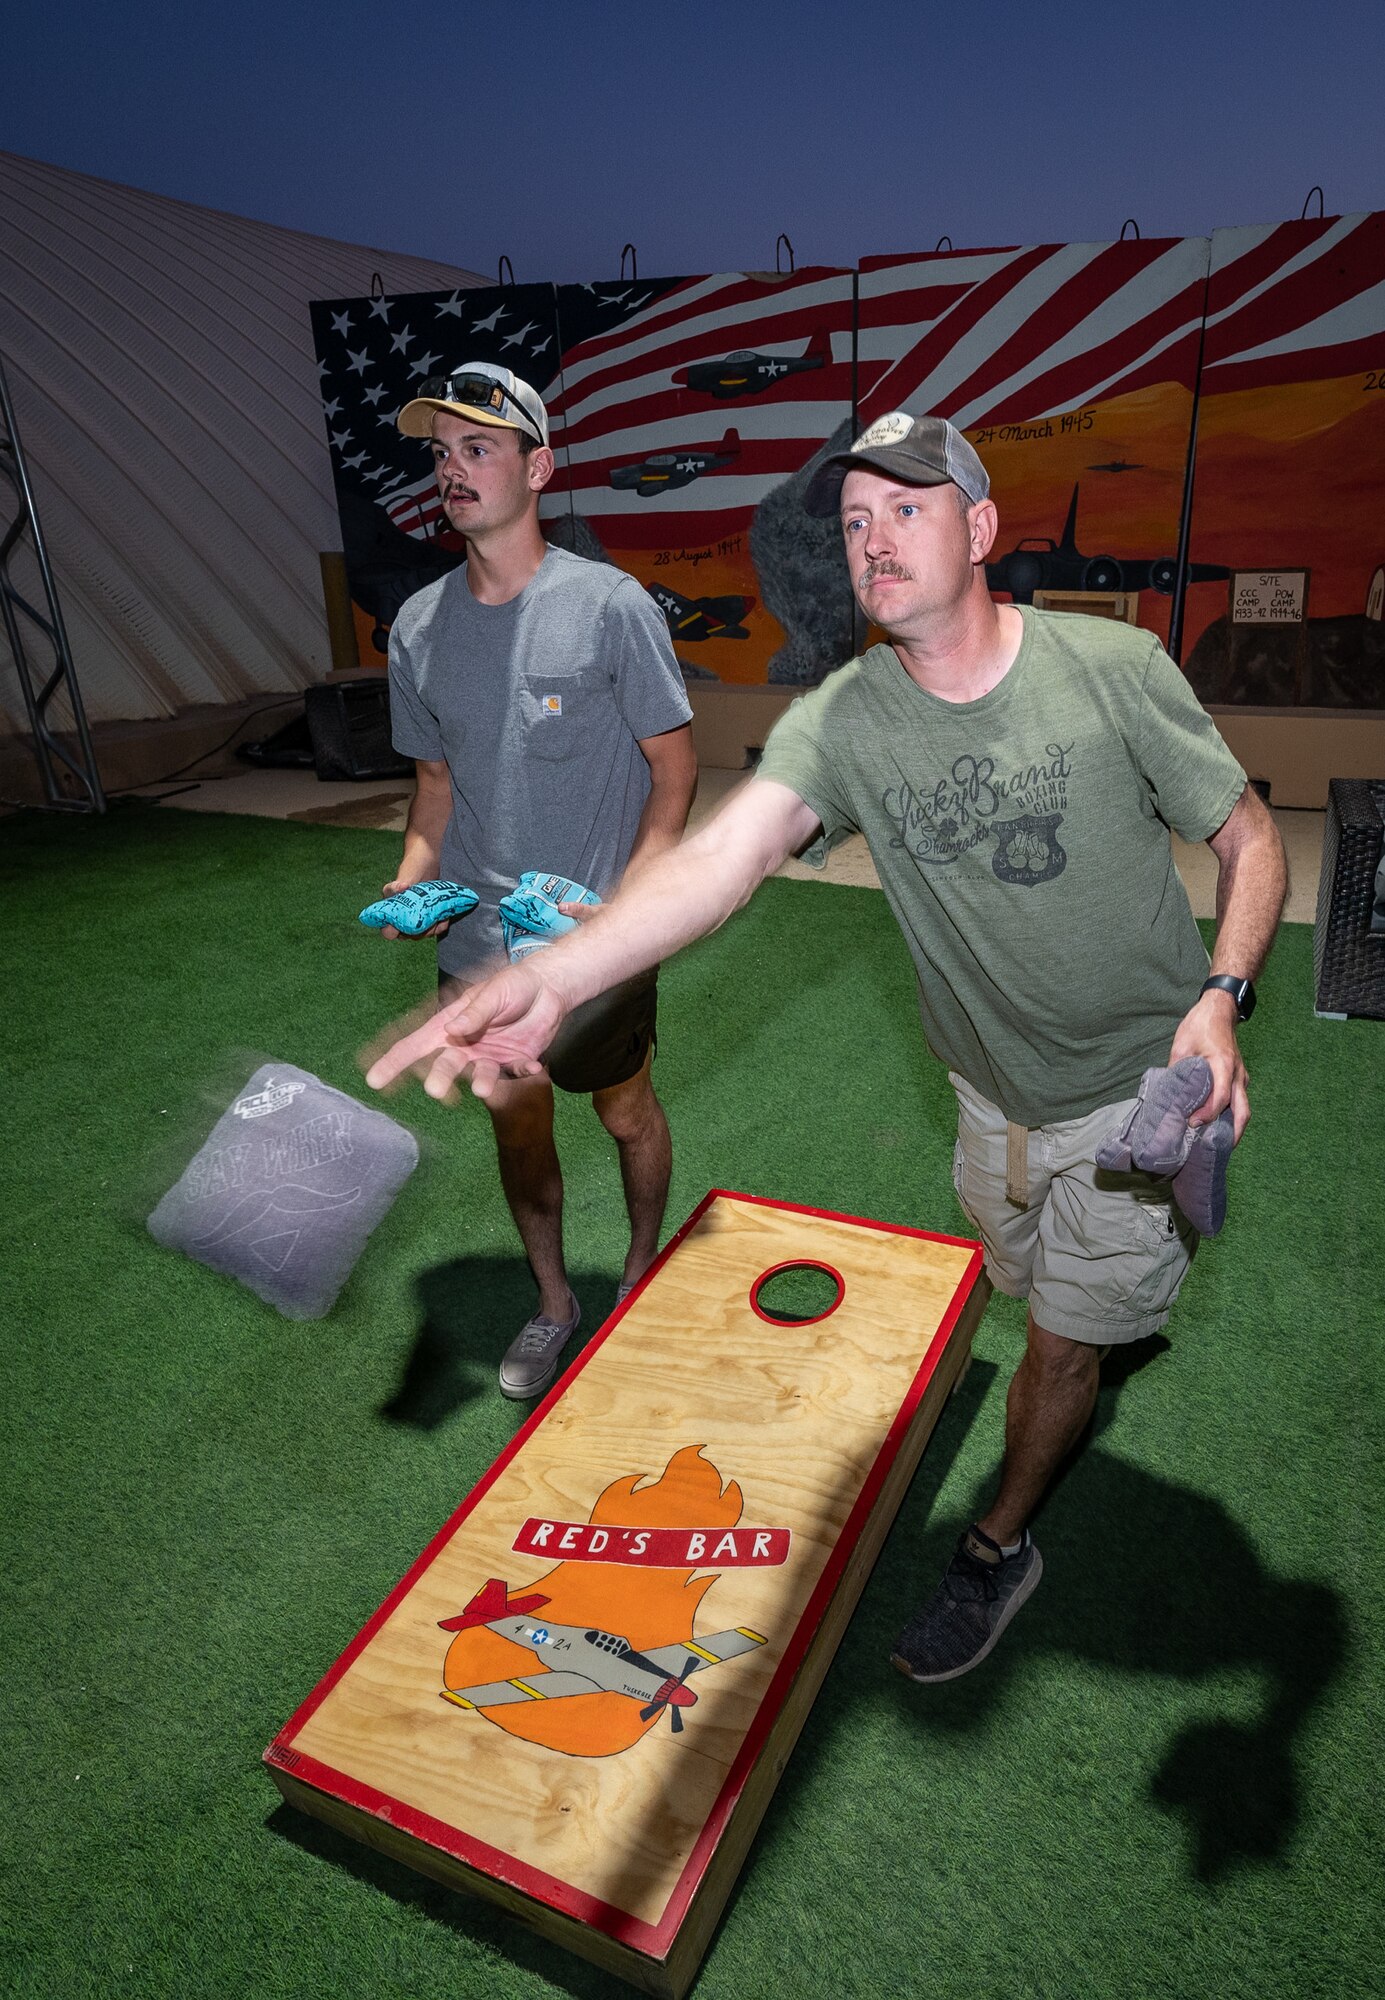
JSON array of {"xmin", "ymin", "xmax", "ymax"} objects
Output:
[
  {"xmin": 380, "ymin": 1255, "xmax": 616, "ymax": 1429},
  {"xmin": 831, "ymin": 1334, "xmax": 1349, "ymax": 1885}
]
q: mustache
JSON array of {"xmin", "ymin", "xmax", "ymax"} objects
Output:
[
  {"xmin": 861, "ymin": 560, "xmax": 915, "ymax": 587},
  {"xmin": 444, "ymin": 484, "xmax": 479, "ymax": 504}
]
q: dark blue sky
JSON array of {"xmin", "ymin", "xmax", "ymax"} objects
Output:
[{"xmin": 7, "ymin": 0, "xmax": 1380, "ymax": 281}]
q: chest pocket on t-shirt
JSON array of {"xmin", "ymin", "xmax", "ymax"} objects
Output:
[{"xmin": 520, "ymin": 675, "xmax": 593, "ymax": 762}]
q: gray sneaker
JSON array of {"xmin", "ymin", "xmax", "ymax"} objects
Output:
[
  {"xmin": 499, "ymin": 1292, "xmax": 581, "ymax": 1401},
  {"xmin": 891, "ymin": 1525, "xmax": 1043, "ymax": 1683}
]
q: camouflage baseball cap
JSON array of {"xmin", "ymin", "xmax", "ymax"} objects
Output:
[{"xmin": 803, "ymin": 411, "xmax": 989, "ymax": 517}]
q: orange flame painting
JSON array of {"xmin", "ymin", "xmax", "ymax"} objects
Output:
[{"xmin": 438, "ymin": 1445, "xmax": 765, "ymax": 1758}]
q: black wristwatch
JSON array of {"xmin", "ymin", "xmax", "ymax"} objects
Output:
[{"xmin": 1200, "ymin": 974, "xmax": 1256, "ymax": 1021}]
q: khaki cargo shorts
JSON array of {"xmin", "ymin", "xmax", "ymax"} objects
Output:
[{"xmin": 948, "ymin": 1071, "xmax": 1198, "ymax": 1347}]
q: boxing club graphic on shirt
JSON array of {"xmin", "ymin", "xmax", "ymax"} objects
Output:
[{"xmin": 883, "ymin": 742, "xmax": 1073, "ymax": 884}]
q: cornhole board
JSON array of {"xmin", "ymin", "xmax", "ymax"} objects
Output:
[{"xmin": 265, "ymin": 1190, "xmax": 987, "ymax": 1998}]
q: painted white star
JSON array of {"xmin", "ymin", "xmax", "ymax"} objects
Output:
[
  {"xmin": 342, "ymin": 450, "xmax": 368, "ymax": 470},
  {"xmin": 410, "ymin": 351, "xmax": 442, "ymax": 377},
  {"xmin": 530, "ymin": 335, "xmax": 552, "ymax": 356},
  {"xmin": 502, "ymin": 320, "xmax": 538, "ymax": 349},
  {"xmin": 597, "ymin": 290, "xmax": 627, "ymax": 305},
  {"xmin": 330, "ymin": 310, "xmax": 352, "ymax": 338},
  {"xmin": 363, "ymin": 463, "xmax": 392, "ymax": 482},
  {"xmin": 471, "ymin": 304, "xmax": 507, "ymax": 333},
  {"xmin": 330, "ymin": 428, "xmax": 352, "ymax": 448},
  {"xmin": 346, "ymin": 348, "xmax": 371, "ymax": 376},
  {"xmin": 368, "ymin": 297, "xmax": 392, "ymax": 322},
  {"xmin": 363, "ymin": 383, "xmax": 387, "ymax": 405},
  {"xmin": 764, "ymin": 360, "xmax": 786, "ymax": 377},
  {"xmin": 317, "ymin": 357, "xmax": 331, "ymax": 375},
  {"xmin": 390, "ymin": 328, "xmax": 414, "ymax": 353},
  {"xmin": 377, "ymin": 408, "xmax": 401, "ymax": 428},
  {"xmin": 677, "ymin": 458, "xmax": 700, "ymax": 473},
  {"xmin": 435, "ymin": 291, "xmax": 466, "ymax": 318},
  {"xmin": 323, "ymin": 398, "xmax": 342, "ymax": 419}
]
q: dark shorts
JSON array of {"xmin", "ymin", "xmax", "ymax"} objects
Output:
[{"xmin": 438, "ymin": 968, "xmax": 658, "ymax": 1096}]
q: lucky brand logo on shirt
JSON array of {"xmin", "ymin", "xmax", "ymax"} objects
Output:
[{"xmin": 883, "ymin": 743, "xmax": 1074, "ymax": 884}]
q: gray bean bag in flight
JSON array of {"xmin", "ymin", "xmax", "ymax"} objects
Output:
[{"xmin": 148, "ymin": 1063, "xmax": 418, "ymax": 1318}]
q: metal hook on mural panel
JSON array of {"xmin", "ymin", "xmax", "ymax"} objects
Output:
[
  {"xmin": 1301, "ymin": 185, "xmax": 1325, "ymax": 219},
  {"xmin": 498, "ymin": 256, "xmax": 515, "ymax": 286},
  {"xmin": 370, "ymin": 271, "xmax": 384, "ymax": 300},
  {"xmin": 934, "ymin": 235, "xmax": 953, "ymax": 253},
  {"xmin": 1120, "ymin": 218, "xmax": 1140, "ymax": 240},
  {"xmin": 775, "ymin": 234, "xmax": 795, "ymax": 274},
  {"xmin": 620, "ymin": 244, "xmax": 638, "ymax": 281}
]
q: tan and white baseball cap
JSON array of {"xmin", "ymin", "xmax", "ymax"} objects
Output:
[
  {"xmin": 803, "ymin": 411, "xmax": 989, "ymax": 516},
  {"xmin": 397, "ymin": 359, "xmax": 549, "ymax": 447}
]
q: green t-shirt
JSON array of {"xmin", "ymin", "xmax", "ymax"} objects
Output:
[{"xmin": 755, "ymin": 606, "xmax": 1246, "ymax": 1126}]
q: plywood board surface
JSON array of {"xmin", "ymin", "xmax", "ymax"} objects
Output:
[{"xmin": 266, "ymin": 1190, "xmax": 983, "ymax": 1979}]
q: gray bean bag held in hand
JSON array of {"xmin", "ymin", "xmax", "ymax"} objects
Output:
[{"xmin": 148, "ymin": 1064, "xmax": 419, "ymax": 1318}]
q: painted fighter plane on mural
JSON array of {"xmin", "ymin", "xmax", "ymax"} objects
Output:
[
  {"xmin": 608, "ymin": 427, "xmax": 741, "ymax": 496},
  {"xmin": 986, "ymin": 485, "xmax": 1231, "ymax": 603},
  {"xmin": 438, "ymin": 1578, "xmax": 766, "ymax": 1734},
  {"xmin": 649, "ymin": 583, "xmax": 756, "ymax": 639},
  {"xmin": 672, "ymin": 327, "xmax": 831, "ymax": 398}
]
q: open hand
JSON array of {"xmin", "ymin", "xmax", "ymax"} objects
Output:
[{"xmin": 364, "ymin": 961, "xmax": 571, "ymax": 1102}]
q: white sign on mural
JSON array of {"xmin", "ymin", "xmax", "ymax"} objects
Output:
[{"xmin": 1230, "ymin": 570, "xmax": 1309, "ymax": 625}]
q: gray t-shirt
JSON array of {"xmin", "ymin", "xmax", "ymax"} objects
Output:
[
  {"xmin": 388, "ymin": 546, "xmax": 692, "ymax": 978},
  {"xmin": 755, "ymin": 607, "xmax": 1247, "ymax": 1127}
]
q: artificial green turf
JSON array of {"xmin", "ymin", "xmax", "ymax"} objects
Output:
[{"xmin": 2, "ymin": 802, "xmax": 1381, "ymax": 2000}]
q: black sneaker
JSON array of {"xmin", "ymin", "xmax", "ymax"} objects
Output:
[{"xmin": 891, "ymin": 1525, "xmax": 1043, "ymax": 1683}]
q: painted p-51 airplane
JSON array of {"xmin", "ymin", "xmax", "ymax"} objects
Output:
[
  {"xmin": 609, "ymin": 427, "xmax": 741, "ymax": 496},
  {"xmin": 438, "ymin": 1578, "xmax": 767, "ymax": 1733},
  {"xmin": 648, "ymin": 584, "xmax": 755, "ymax": 640},
  {"xmin": 985, "ymin": 484, "xmax": 1230, "ymax": 603},
  {"xmin": 673, "ymin": 327, "xmax": 831, "ymax": 398}
]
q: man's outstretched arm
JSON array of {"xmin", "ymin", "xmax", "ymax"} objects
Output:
[{"xmin": 365, "ymin": 777, "xmax": 822, "ymax": 1102}]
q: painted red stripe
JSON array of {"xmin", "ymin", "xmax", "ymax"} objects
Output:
[
  {"xmin": 1203, "ymin": 213, "xmax": 1385, "ymax": 369},
  {"xmin": 857, "ymin": 281, "xmax": 976, "ymax": 330},
  {"xmin": 857, "ymin": 242, "xmax": 1055, "ymax": 426},
  {"xmin": 1203, "ymin": 217, "xmax": 1337, "ymax": 325},
  {"xmin": 965, "ymin": 284, "xmax": 1206, "ymax": 427},
  {"xmin": 1202, "ymin": 332, "xmax": 1385, "ymax": 397},
  {"xmin": 940, "ymin": 241, "xmax": 1203, "ymax": 419}
]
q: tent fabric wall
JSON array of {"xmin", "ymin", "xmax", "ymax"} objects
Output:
[{"xmin": 0, "ymin": 150, "xmax": 486, "ymax": 737}]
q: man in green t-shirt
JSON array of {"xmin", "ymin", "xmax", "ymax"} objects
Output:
[{"xmin": 367, "ymin": 413, "xmax": 1287, "ymax": 1684}]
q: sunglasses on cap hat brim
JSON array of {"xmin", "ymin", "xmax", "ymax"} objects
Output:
[{"xmin": 417, "ymin": 371, "xmax": 545, "ymax": 444}]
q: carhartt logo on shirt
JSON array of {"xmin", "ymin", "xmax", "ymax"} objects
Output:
[{"xmin": 542, "ymin": 695, "xmax": 563, "ymax": 716}]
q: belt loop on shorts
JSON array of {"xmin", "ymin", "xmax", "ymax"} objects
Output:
[{"xmin": 1005, "ymin": 1120, "xmax": 1030, "ymax": 1210}]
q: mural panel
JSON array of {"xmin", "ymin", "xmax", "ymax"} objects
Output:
[
  {"xmin": 1181, "ymin": 214, "xmax": 1385, "ymax": 707},
  {"xmin": 547, "ymin": 269, "xmax": 857, "ymax": 684},
  {"xmin": 857, "ymin": 236, "xmax": 1212, "ymax": 652}
]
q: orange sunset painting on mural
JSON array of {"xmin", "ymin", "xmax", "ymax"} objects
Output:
[{"xmin": 437, "ymin": 1445, "xmax": 770, "ymax": 1759}]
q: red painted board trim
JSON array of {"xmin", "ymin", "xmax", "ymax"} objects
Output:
[
  {"xmin": 266, "ymin": 1192, "xmax": 984, "ymax": 1961},
  {"xmin": 748, "ymin": 1259, "xmax": 845, "ymax": 1326}
]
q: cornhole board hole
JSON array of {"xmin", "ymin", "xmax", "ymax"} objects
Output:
[{"xmin": 265, "ymin": 1191, "xmax": 987, "ymax": 1998}]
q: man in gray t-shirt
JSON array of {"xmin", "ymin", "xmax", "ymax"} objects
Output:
[{"xmin": 380, "ymin": 360, "xmax": 695, "ymax": 1399}]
